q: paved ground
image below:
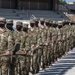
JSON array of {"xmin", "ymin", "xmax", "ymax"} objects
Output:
[{"xmin": 38, "ymin": 48, "xmax": 75, "ymax": 75}]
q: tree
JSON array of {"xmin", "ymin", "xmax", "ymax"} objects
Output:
[{"xmin": 59, "ymin": 0, "xmax": 66, "ymax": 5}]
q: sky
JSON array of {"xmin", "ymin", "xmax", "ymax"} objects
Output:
[{"xmin": 66, "ymin": 0, "xmax": 75, "ymax": 3}]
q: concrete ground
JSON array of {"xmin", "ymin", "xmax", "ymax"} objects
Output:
[{"xmin": 37, "ymin": 48, "xmax": 75, "ymax": 75}]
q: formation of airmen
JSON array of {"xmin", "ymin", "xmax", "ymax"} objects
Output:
[{"xmin": 0, "ymin": 17, "xmax": 75, "ymax": 75}]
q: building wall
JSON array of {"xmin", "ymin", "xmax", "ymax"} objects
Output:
[
  {"xmin": 0, "ymin": 0, "xmax": 16, "ymax": 8},
  {"xmin": 0, "ymin": 0, "xmax": 59, "ymax": 10}
]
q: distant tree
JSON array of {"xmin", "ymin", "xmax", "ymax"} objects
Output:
[
  {"xmin": 59, "ymin": 0, "xmax": 66, "ymax": 5},
  {"xmin": 73, "ymin": 2, "xmax": 75, "ymax": 4}
]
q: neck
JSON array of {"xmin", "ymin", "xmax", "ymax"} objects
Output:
[
  {"xmin": 40, "ymin": 25, "xmax": 44, "ymax": 28},
  {"xmin": 0, "ymin": 27, "xmax": 4, "ymax": 31},
  {"xmin": 7, "ymin": 28, "xmax": 13, "ymax": 30}
]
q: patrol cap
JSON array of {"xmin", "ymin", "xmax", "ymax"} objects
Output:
[
  {"xmin": 58, "ymin": 22, "xmax": 63, "ymax": 28},
  {"xmin": 34, "ymin": 18, "xmax": 39, "ymax": 22},
  {"xmin": 30, "ymin": 20, "xmax": 35, "ymax": 27},
  {"xmin": 40, "ymin": 18, "xmax": 45, "ymax": 22},
  {"xmin": 49, "ymin": 20, "xmax": 53, "ymax": 26},
  {"xmin": 45, "ymin": 19, "xmax": 50, "ymax": 23},
  {"xmin": 53, "ymin": 21, "xmax": 56, "ymax": 23},
  {"xmin": 62, "ymin": 20, "xmax": 65, "ymax": 22},
  {"xmin": 23, "ymin": 23, "xmax": 28, "ymax": 28},
  {"xmin": 16, "ymin": 21, "xmax": 23, "ymax": 26},
  {"xmin": 30, "ymin": 20, "xmax": 35, "ymax": 24},
  {"xmin": 6, "ymin": 19, "xmax": 13, "ymax": 24},
  {"xmin": 0, "ymin": 17, "xmax": 6, "ymax": 23},
  {"xmin": 52, "ymin": 21, "xmax": 58, "ymax": 27},
  {"xmin": 45, "ymin": 19, "xmax": 50, "ymax": 26},
  {"xmin": 50, "ymin": 20, "xmax": 53, "ymax": 23}
]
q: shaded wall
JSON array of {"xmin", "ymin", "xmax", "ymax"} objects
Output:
[{"xmin": 0, "ymin": 0, "xmax": 59, "ymax": 10}]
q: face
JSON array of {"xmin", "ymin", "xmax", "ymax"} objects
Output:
[
  {"xmin": 30, "ymin": 23, "xmax": 34, "ymax": 27},
  {"xmin": 6, "ymin": 23, "xmax": 13, "ymax": 30},
  {"xmin": 16, "ymin": 25, "xmax": 22, "ymax": 31},
  {"xmin": 23, "ymin": 27, "xmax": 28, "ymax": 32},
  {"xmin": 46, "ymin": 22, "xmax": 50, "ymax": 27},
  {"xmin": 40, "ymin": 21, "xmax": 44, "ymax": 25},
  {"xmin": 0, "ymin": 22, "xmax": 5, "ymax": 28}
]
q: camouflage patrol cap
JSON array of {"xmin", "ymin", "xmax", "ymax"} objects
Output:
[
  {"xmin": 0, "ymin": 17, "xmax": 6, "ymax": 23},
  {"xmin": 45, "ymin": 19, "xmax": 50, "ymax": 26},
  {"xmin": 58, "ymin": 22, "xmax": 63, "ymax": 26},
  {"xmin": 6, "ymin": 19, "xmax": 13, "ymax": 24},
  {"xmin": 58, "ymin": 22, "xmax": 63, "ymax": 28},
  {"xmin": 53, "ymin": 21, "xmax": 56, "ymax": 23},
  {"xmin": 62, "ymin": 20, "xmax": 65, "ymax": 22},
  {"xmin": 16, "ymin": 21, "xmax": 23, "ymax": 26},
  {"xmin": 45, "ymin": 19, "xmax": 50, "ymax": 23},
  {"xmin": 34, "ymin": 18, "xmax": 39, "ymax": 22},
  {"xmin": 49, "ymin": 20, "xmax": 53, "ymax": 26},
  {"xmin": 50, "ymin": 20, "xmax": 53, "ymax": 23},
  {"xmin": 30, "ymin": 20, "xmax": 35, "ymax": 24},
  {"xmin": 52, "ymin": 21, "xmax": 58, "ymax": 27},
  {"xmin": 23, "ymin": 23, "xmax": 28, "ymax": 28},
  {"xmin": 40, "ymin": 18, "xmax": 45, "ymax": 22}
]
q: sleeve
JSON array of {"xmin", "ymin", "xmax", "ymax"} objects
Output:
[
  {"xmin": 0, "ymin": 34, "xmax": 7, "ymax": 51},
  {"xmin": 20, "ymin": 34, "xmax": 25, "ymax": 50},
  {"xmin": 7, "ymin": 34, "xmax": 14, "ymax": 52},
  {"xmin": 46, "ymin": 30, "xmax": 50, "ymax": 43},
  {"xmin": 37, "ymin": 31, "xmax": 42, "ymax": 46}
]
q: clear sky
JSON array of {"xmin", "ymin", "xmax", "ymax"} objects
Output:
[{"xmin": 66, "ymin": 0, "xmax": 75, "ymax": 3}]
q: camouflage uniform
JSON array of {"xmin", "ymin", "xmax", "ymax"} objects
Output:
[
  {"xmin": 37, "ymin": 18, "xmax": 46, "ymax": 69},
  {"xmin": 28, "ymin": 20, "xmax": 39, "ymax": 74},
  {"xmin": 48, "ymin": 21, "xmax": 53, "ymax": 65},
  {"xmin": 21, "ymin": 24, "xmax": 30, "ymax": 75},
  {"xmin": 57, "ymin": 23, "xmax": 64, "ymax": 57},
  {"xmin": 69, "ymin": 21, "xmax": 74, "ymax": 49},
  {"xmin": 71, "ymin": 21, "xmax": 75, "ymax": 47},
  {"xmin": 63, "ymin": 21, "xmax": 69, "ymax": 53},
  {"xmin": 33, "ymin": 18, "xmax": 40, "ymax": 73},
  {"xmin": 62, "ymin": 23, "xmax": 67, "ymax": 54},
  {"xmin": 0, "ymin": 17, "xmax": 14, "ymax": 75},
  {"xmin": 45, "ymin": 19, "xmax": 51, "ymax": 66},
  {"xmin": 13, "ymin": 21, "xmax": 23, "ymax": 75},
  {"xmin": 6, "ymin": 19, "xmax": 15, "ymax": 75},
  {"xmin": 51, "ymin": 21, "xmax": 58, "ymax": 62}
]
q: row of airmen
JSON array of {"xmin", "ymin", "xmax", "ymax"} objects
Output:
[{"xmin": 0, "ymin": 17, "xmax": 75, "ymax": 75}]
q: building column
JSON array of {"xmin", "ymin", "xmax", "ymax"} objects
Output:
[
  {"xmin": 55, "ymin": 0, "xmax": 59, "ymax": 11},
  {"xmin": 0, "ymin": 0, "xmax": 2, "ymax": 8},
  {"xmin": 50, "ymin": 0, "xmax": 53, "ymax": 10},
  {"xmin": 29, "ymin": 1, "xmax": 30, "ymax": 10},
  {"xmin": 53, "ymin": 0, "xmax": 59, "ymax": 11},
  {"xmin": 17, "ymin": 0, "xmax": 21, "ymax": 10},
  {"xmin": 38, "ymin": 2, "xmax": 39, "ymax": 10},
  {"xmin": 53, "ymin": 0, "xmax": 55, "ymax": 10},
  {"xmin": 10, "ymin": 0, "xmax": 11, "ymax": 9}
]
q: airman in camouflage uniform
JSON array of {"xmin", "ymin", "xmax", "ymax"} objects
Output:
[
  {"xmin": 45, "ymin": 19, "xmax": 51, "ymax": 66},
  {"xmin": 57, "ymin": 23, "xmax": 64, "ymax": 58},
  {"xmin": 48, "ymin": 21, "xmax": 54, "ymax": 64},
  {"xmin": 71, "ymin": 21, "xmax": 75, "ymax": 48},
  {"xmin": 22, "ymin": 23, "xmax": 30, "ymax": 75},
  {"xmin": 0, "ymin": 17, "xmax": 14, "ymax": 75},
  {"xmin": 62, "ymin": 20, "xmax": 67, "ymax": 53},
  {"xmin": 6, "ymin": 19, "xmax": 15, "ymax": 75},
  {"xmin": 13, "ymin": 21, "xmax": 23, "ymax": 75},
  {"xmin": 69, "ymin": 21, "xmax": 74, "ymax": 49},
  {"xmin": 65, "ymin": 20, "xmax": 70, "ymax": 52},
  {"xmin": 29, "ymin": 20, "xmax": 40, "ymax": 74},
  {"xmin": 37, "ymin": 18, "xmax": 46, "ymax": 69},
  {"xmin": 34, "ymin": 18, "xmax": 40, "ymax": 73},
  {"xmin": 53, "ymin": 21, "xmax": 58, "ymax": 61},
  {"xmin": 50, "ymin": 21, "xmax": 58, "ymax": 62}
]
